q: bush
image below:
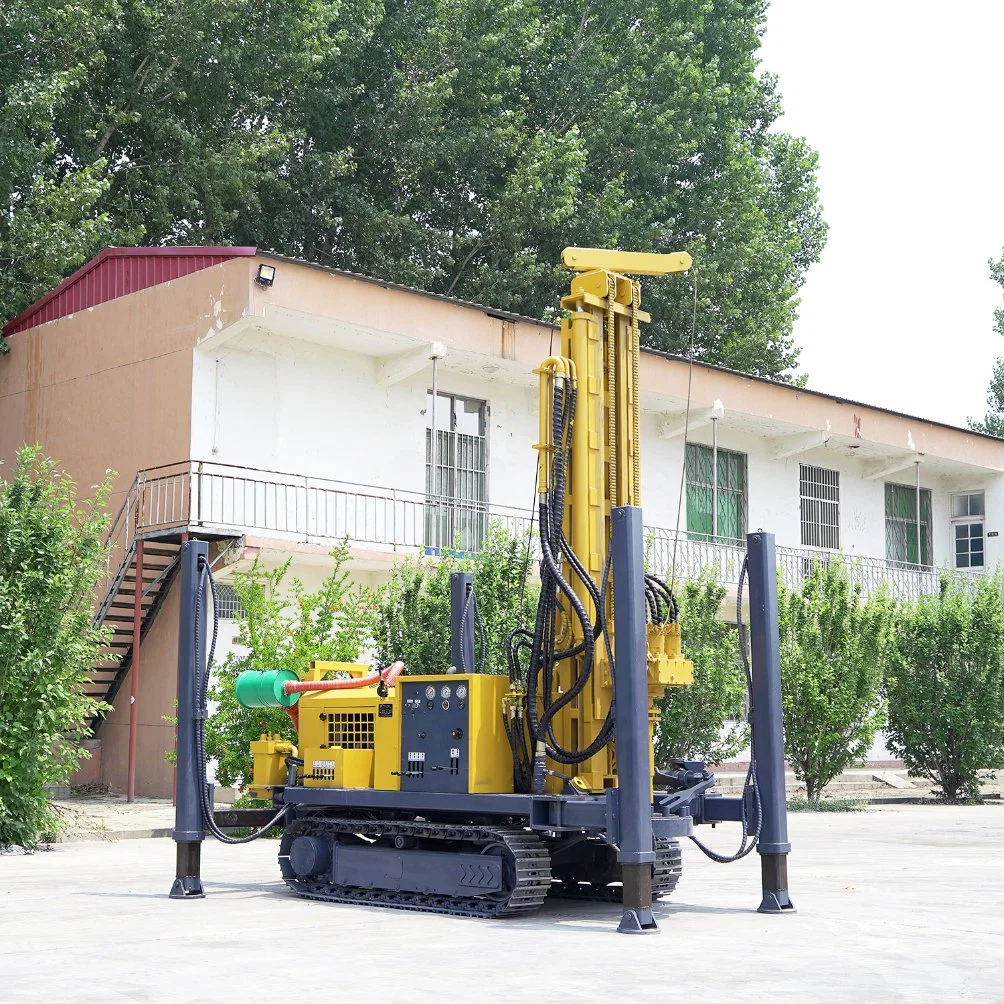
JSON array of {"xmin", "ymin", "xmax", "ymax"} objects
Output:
[
  {"xmin": 374, "ymin": 521, "xmax": 538, "ymax": 677},
  {"xmin": 205, "ymin": 541, "xmax": 376, "ymax": 788},
  {"xmin": 654, "ymin": 573, "xmax": 748, "ymax": 766},
  {"xmin": 0, "ymin": 448, "xmax": 112, "ymax": 848},
  {"xmin": 778, "ymin": 559, "xmax": 894, "ymax": 802},
  {"xmin": 885, "ymin": 575, "xmax": 1004, "ymax": 802}
]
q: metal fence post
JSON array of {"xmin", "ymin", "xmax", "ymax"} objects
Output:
[
  {"xmin": 746, "ymin": 531, "xmax": 795, "ymax": 914},
  {"xmin": 611, "ymin": 506, "xmax": 658, "ymax": 934},
  {"xmin": 169, "ymin": 539, "xmax": 208, "ymax": 899}
]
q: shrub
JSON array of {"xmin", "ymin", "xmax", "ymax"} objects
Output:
[
  {"xmin": 374, "ymin": 521, "xmax": 538, "ymax": 677},
  {"xmin": 205, "ymin": 541, "xmax": 376, "ymax": 788},
  {"xmin": 655, "ymin": 573, "xmax": 748, "ymax": 766},
  {"xmin": 885, "ymin": 575, "xmax": 1004, "ymax": 802},
  {"xmin": 0, "ymin": 447, "xmax": 112, "ymax": 848},
  {"xmin": 778, "ymin": 559, "xmax": 894, "ymax": 802}
]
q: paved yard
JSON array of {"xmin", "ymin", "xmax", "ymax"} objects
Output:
[{"xmin": 2, "ymin": 804, "xmax": 1001, "ymax": 1002}]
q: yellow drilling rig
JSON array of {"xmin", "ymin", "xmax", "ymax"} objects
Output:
[{"xmin": 168, "ymin": 249, "xmax": 793, "ymax": 933}]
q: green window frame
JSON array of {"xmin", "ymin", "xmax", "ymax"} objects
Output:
[
  {"xmin": 885, "ymin": 482, "xmax": 932, "ymax": 567},
  {"xmin": 685, "ymin": 443, "xmax": 747, "ymax": 543}
]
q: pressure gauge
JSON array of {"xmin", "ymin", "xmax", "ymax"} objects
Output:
[
  {"xmin": 425, "ymin": 685, "xmax": 436, "ymax": 700},
  {"xmin": 441, "ymin": 685, "xmax": 452, "ymax": 699},
  {"xmin": 455, "ymin": 684, "xmax": 468, "ymax": 700}
]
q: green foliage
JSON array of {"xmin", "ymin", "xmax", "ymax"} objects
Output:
[
  {"xmin": 786, "ymin": 797, "xmax": 865, "ymax": 813},
  {"xmin": 778, "ymin": 559, "xmax": 894, "ymax": 802},
  {"xmin": 969, "ymin": 255, "xmax": 1004, "ymax": 436},
  {"xmin": 374, "ymin": 522, "xmax": 538, "ymax": 677},
  {"xmin": 654, "ymin": 573, "xmax": 747, "ymax": 766},
  {"xmin": 0, "ymin": 0, "xmax": 826, "ymax": 380},
  {"xmin": 205, "ymin": 541, "xmax": 376, "ymax": 788},
  {"xmin": 0, "ymin": 447, "xmax": 112, "ymax": 848},
  {"xmin": 885, "ymin": 575, "xmax": 1004, "ymax": 802}
]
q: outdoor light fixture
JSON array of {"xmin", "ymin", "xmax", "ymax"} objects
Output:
[{"xmin": 255, "ymin": 263, "xmax": 276, "ymax": 287}]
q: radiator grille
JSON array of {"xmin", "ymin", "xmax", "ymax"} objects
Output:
[{"xmin": 328, "ymin": 713, "xmax": 375, "ymax": 750}]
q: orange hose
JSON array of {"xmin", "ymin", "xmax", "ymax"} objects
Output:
[{"xmin": 282, "ymin": 660, "xmax": 406, "ymax": 695}]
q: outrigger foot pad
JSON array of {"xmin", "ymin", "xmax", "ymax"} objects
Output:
[
  {"xmin": 169, "ymin": 876, "xmax": 205, "ymax": 899},
  {"xmin": 617, "ymin": 907, "xmax": 660, "ymax": 934}
]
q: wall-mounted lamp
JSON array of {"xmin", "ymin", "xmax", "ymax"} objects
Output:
[{"xmin": 255, "ymin": 263, "xmax": 276, "ymax": 287}]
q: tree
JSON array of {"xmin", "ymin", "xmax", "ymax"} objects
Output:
[
  {"xmin": 1, "ymin": 0, "xmax": 826, "ymax": 381},
  {"xmin": 969, "ymin": 254, "xmax": 1004, "ymax": 436},
  {"xmin": 778, "ymin": 560, "xmax": 893, "ymax": 802},
  {"xmin": 0, "ymin": 2, "xmax": 132, "ymax": 331},
  {"xmin": 374, "ymin": 522, "xmax": 539, "ymax": 677},
  {"xmin": 0, "ymin": 447, "xmax": 112, "ymax": 848},
  {"xmin": 205, "ymin": 542, "xmax": 375, "ymax": 788},
  {"xmin": 885, "ymin": 576, "xmax": 1004, "ymax": 802},
  {"xmin": 250, "ymin": 0, "xmax": 827, "ymax": 379},
  {"xmin": 655, "ymin": 573, "xmax": 748, "ymax": 766}
]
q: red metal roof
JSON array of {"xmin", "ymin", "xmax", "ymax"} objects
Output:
[{"xmin": 2, "ymin": 246, "xmax": 257, "ymax": 336}]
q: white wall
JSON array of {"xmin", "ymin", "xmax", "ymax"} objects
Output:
[{"xmin": 192, "ymin": 335, "xmax": 1004, "ymax": 571}]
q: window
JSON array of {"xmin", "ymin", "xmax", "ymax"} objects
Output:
[
  {"xmin": 685, "ymin": 443, "xmax": 747, "ymax": 542},
  {"xmin": 214, "ymin": 583, "xmax": 245, "ymax": 620},
  {"xmin": 425, "ymin": 392, "xmax": 488, "ymax": 551},
  {"xmin": 952, "ymin": 492, "xmax": 985, "ymax": 569},
  {"xmin": 885, "ymin": 482, "xmax": 932, "ymax": 567},
  {"xmin": 800, "ymin": 465, "xmax": 840, "ymax": 549}
]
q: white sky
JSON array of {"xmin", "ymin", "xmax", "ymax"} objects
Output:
[{"xmin": 760, "ymin": 1, "xmax": 1004, "ymax": 428}]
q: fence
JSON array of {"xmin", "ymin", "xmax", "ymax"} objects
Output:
[{"xmin": 113, "ymin": 461, "xmax": 984, "ymax": 601}]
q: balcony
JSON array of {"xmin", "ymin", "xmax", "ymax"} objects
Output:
[{"xmin": 118, "ymin": 461, "xmax": 983, "ymax": 602}]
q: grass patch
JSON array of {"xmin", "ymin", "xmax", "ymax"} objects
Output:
[{"xmin": 787, "ymin": 797, "xmax": 867, "ymax": 812}]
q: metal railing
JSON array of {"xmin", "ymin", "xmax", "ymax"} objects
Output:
[
  {"xmin": 108, "ymin": 460, "xmax": 986, "ymax": 601},
  {"xmin": 648, "ymin": 528, "xmax": 983, "ymax": 602}
]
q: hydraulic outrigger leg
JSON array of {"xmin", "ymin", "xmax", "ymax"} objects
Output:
[
  {"xmin": 169, "ymin": 540, "xmax": 208, "ymax": 899},
  {"xmin": 746, "ymin": 532, "xmax": 794, "ymax": 914},
  {"xmin": 611, "ymin": 506, "xmax": 658, "ymax": 934}
]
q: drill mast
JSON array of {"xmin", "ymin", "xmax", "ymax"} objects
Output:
[{"xmin": 528, "ymin": 248, "xmax": 693, "ymax": 794}]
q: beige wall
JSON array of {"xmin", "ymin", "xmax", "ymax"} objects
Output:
[
  {"xmin": 0, "ymin": 258, "xmax": 251, "ymax": 798},
  {"xmin": 0, "ymin": 257, "xmax": 251, "ymax": 507}
]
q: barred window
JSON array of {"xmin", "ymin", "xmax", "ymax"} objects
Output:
[
  {"xmin": 425, "ymin": 393, "xmax": 488, "ymax": 552},
  {"xmin": 885, "ymin": 482, "xmax": 932, "ymax": 567},
  {"xmin": 214, "ymin": 583, "xmax": 245, "ymax": 620},
  {"xmin": 685, "ymin": 443, "xmax": 747, "ymax": 542},
  {"xmin": 800, "ymin": 465, "xmax": 840, "ymax": 549}
]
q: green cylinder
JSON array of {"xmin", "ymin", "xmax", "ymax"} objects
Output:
[{"xmin": 234, "ymin": 669, "xmax": 300, "ymax": 708}]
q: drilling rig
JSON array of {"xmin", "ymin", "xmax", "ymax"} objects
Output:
[{"xmin": 169, "ymin": 248, "xmax": 794, "ymax": 933}]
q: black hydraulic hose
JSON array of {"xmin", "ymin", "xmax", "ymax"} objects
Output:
[
  {"xmin": 459, "ymin": 585, "xmax": 487, "ymax": 674},
  {"xmin": 193, "ymin": 558, "xmax": 285, "ymax": 844},
  {"xmin": 645, "ymin": 573, "xmax": 679, "ymax": 622},
  {"xmin": 533, "ymin": 502, "xmax": 595, "ymax": 742},
  {"xmin": 544, "ymin": 549, "xmax": 617, "ymax": 763},
  {"xmin": 688, "ymin": 554, "xmax": 762, "ymax": 863}
]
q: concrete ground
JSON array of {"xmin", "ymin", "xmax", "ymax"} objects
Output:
[{"xmin": 2, "ymin": 804, "xmax": 1002, "ymax": 1003}]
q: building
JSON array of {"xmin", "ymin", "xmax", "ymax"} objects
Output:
[{"xmin": 2, "ymin": 246, "xmax": 1001, "ymax": 796}]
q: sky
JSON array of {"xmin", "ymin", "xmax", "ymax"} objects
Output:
[{"xmin": 759, "ymin": 1, "xmax": 1004, "ymax": 428}]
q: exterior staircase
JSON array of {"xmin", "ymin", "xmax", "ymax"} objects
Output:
[
  {"xmin": 85, "ymin": 467, "xmax": 242, "ymax": 736},
  {"xmin": 86, "ymin": 538, "xmax": 182, "ymax": 734}
]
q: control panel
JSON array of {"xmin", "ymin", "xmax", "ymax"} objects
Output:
[{"xmin": 399, "ymin": 680, "xmax": 471, "ymax": 792}]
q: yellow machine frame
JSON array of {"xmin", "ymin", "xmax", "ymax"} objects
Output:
[{"xmin": 533, "ymin": 248, "xmax": 694, "ymax": 793}]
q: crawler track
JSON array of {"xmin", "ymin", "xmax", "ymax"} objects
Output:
[
  {"xmin": 549, "ymin": 838, "xmax": 682, "ymax": 902},
  {"xmin": 279, "ymin": 816, "xmax": 552, "ymax": 918}
]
